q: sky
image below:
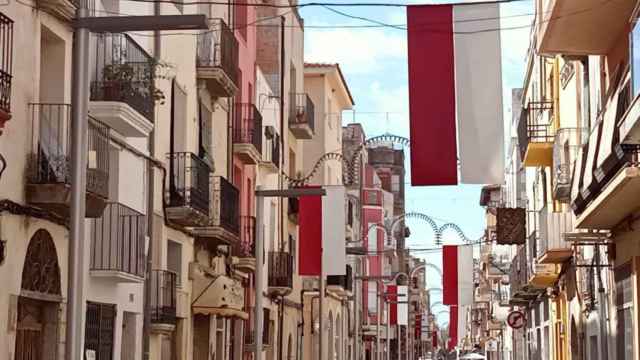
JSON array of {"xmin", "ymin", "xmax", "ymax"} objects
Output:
[{"xmin": 300, "ymin": 0, "xmax": 532, "ymax": 326}]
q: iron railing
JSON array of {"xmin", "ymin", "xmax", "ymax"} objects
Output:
[
  {"xmin": 328, "ymin": 264, "xmax": 353, "ymax": 292},
  {"xmin": 234, "ymin": 103, "xmax": 263, "ymax": 154},
  {"xmin": 289, "ymin": 93, "xmax": 315, "ymax": 131},
  {"xmin": 268, "ymin": 251, "xmax": 293, "ymax": 289},
  {"xmin": 150, "ymin": 269, "xmax": 177, "ymax": 324},
  {"xmin": 212, "ymin": 176, "xmax": 240, "ymax": 233},
  {"xmin": 244, "ymin": 308, "xmax": 270, "ymax": 345},
  {"xmin": 196, "ymin": 19, "xmax": 238, "ymax": 85},
  {"xmin": 552, "ymin": 128, "xmax": 581, "ymax": 201},
  {"xmin": 90, "ymin": 202, "xmax": 146, "ymax": 277},
  {"xmin": 0, "ymin": 13, "xmax": 13, "ymax": 115},
  {"xmin": 517, "ymin": 101, "xmax": 554, "ymax": 159},
  {"xmin": 263, "ymin": 132, "xmax": 280, "ymax": 167},
  {"xmin": 509, "ymin": 245, "xmax": 528, "ymax": 297},
  {"xmin": 363, "ymin": 189, "xmax": 382, "ymax": 206},
  {"xmin": 234, "ymin": 215, "xmax": 256, "ymax": 257},
  {"xmin": 90, "ymin": 33, "xmax": 155, "ymax": 122},
  {"xmin": 28, "ymin": 103, "xmax": 110, "ymax": 198},
  {"xmin": 167, "ymin": 152, "xmax": 211, "ymax": 216}
]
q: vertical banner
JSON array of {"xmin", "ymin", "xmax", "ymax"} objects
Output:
[
  {"xmin": 323, "ymin": 186, "xmax": 346, "ymax": 275},
  {"xmin": 442, "ymin": 245, "xmax": 458, "ymax": 305},
  {"xmin": 455, "ymin": 3, "xmax": 504, "ymax": 184},
  {"xmin": 397, "ymin": 285, "xmax": 408, "ymax": 326},
  {"xmin": 299, "ymin": 190, "xmax": 322, "ymax": 275},
  {"xmin": 448, "ymin": 306, "xmax": 458, "ymax": 350},
  {"xmin": 407, "ymin": 5, "xmax": 458, "ymax": 186},
  {"xmin": 458, "ymin": 246, "xmax": 474, "ymax": 306},
  {"xmin": 388, "ymin": 285, "xmax": 398, "ymax": 325}
]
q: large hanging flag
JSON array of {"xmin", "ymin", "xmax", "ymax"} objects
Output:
[
  {"xmin": 448, "ymin": 306, "xmax": 458, "ymax": 350},
  {"xmin": 299, "ymin": 186, "xmax": 346, "ymax": 276},
  {"xmin": 442, "ymin": 245, "xmax": 474, "ymax": 306},
  {"xmin": 388, "ymin": 285, "xmax": 398, "ymax": 325},
  {"xmin": 407, "ymin": 3, "xmax": 504, "ymax": 186}
]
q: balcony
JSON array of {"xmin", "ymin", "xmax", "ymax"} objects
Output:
[
  {"xmin": 191, "ymin": 263, "xmax": 246, "ymax": 318},
  {"xmin": 232, "ymin": 215, "xmax": 256, "ymax": 273},
  {"xmin": 267, "ymin": 251, "xmax": 293, "ymax": 296},
  {"xmin": 509, "ymin": 246, "xmax": 538, "ymax": 305},
  {"xmin": 573, "ymin": 75, "xmax": 640, "ymax": 229},
  {"xmin": 0, "ymin": 13, "xmax": 13, "ymax": 125},
  {"xmin": 166, "ymin": 152, "xmax": 212, "ymax": 227},
  {"xmin": 288, "ymin": 197, "xmax": 299, "ymax": 223},
  {"xmin": 535, "ymin": 0, "xmax": 635, "ymax": 56},
  {"xmin": 196, "ymin": 19, "xmax": 239, "ymax": 97},
  {"xmin": 150, "ymin": 270, "xmax": 177, "ymax": 328},
  {"xmin": 261, "ymin": 131, "xmax": 280, "ymax": 173},
  {"xmin": 517, "ymin": 101, "xmax": 555, "ymax": 167},
  {"xmin": 537, "ymin": 208, "xmax": 573, "ymax": 264},
  {"xmin": 552, "ymin": 128, "xmax": 581, "ymax": 202},
  {"xmin": 192, "ymin": 176, "xmax": 240, "ymax": 244},
  {"xmin": 90, "ymin": 203, "xmax": 145, "ymax": 282},
  {"xmin": 244, "ymin": 308, "xmax": 271, "ymax": 351},
  {"xmin": 328, "ymin": 264, "xmax": 353, "ymax": 297},
  {"xmin": 363, "ymin": 189, "xmax": 383, "ymax": 206},
  {"xmin": 233, "ymin": 103, "xmax": 263, "ymax": 164},
  {"xmin": 26, "ymin": 103, "xmax": 110, "ymax": 218},
  {"xmin": 90, "ymin": 33, "xmax": 154, "ymax": 137},
  {"xmin": 289, "ymin": 93, "xmax": 315, "ymax": 139},
  {"xmin": 36, "ymin": 0, "xmax": 77, "ymax": 21}
]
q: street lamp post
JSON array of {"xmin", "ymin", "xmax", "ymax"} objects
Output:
[
  {"xmin": 254, "ymin": 187, "xmax": 326, "ymax": 360},
  {"xmin": 67, "ymin": 7, "xmax": 207, "ymax": 360}
]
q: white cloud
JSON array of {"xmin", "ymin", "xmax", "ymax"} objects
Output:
[{"xmin": 305, "ymin": 28, "xmax": 406, "ymax": 74}]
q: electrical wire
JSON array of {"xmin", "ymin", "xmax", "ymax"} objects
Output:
[{"xmin": 121, "ymin": 0, "xmax": 532, "ymax": 8}]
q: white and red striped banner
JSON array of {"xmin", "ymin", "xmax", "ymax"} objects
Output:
[
  {"xmin": 443, "ymin": 245, "xmax": 473, "ymax": 306},
  {"xmin": 407, "ymin": 3, "xmax": 504, "ymax": 186}
]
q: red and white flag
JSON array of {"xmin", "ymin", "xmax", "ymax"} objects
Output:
[
  {"xmin": 442, "ymin": 245, "xmax": 473, "ymax": 306},
  {"xmin": 407, "ymin": 3, "xmax": 504, "ymax": 186},
  {"xmin": 299, "ymin": 186, "xmax": 346, "ymax": 276}
]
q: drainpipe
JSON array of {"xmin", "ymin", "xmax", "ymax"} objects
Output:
[
  {"xmin": 142, "ymin": 4, "xmax": 160, "ymax": 360},
  {"xmin": 277, "ymin": 13, "xmax": 286, "ymax": 360}
]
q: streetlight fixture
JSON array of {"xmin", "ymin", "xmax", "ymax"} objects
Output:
[{"xmin": 67, "ymin": 3, "xmax": 208, "ymax": 360}]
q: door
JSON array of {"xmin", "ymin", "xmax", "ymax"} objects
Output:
[{"xmin": 15, "ymin": 297, "xmax": 44, "ymax": 360}]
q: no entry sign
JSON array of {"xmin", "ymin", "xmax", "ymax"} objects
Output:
[{"xmin": 507, "ymin": 310, "xmax": 526, "ymax": 329}]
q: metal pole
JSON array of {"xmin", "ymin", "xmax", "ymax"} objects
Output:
[
  {"xmin": 386, "ymin": 299, "xmax": 390, "ymax": 360},
  {"xmin": 355, "ymin": 272, "xmax": 360, "ymax": 360},
  {"xmin": 255, "ymin": 188, "xmax": 265, "ymax": 360},
  {"xmin": 319, "ymin": 251, "xmax": 325, "ymax": 360},
  {"xmin": 377, "ymin": 281, "xmax": 381, "ymax": 360},
  {"xmin": 66, "ymin": 2, "xmax": 90, "ymax": 359}
]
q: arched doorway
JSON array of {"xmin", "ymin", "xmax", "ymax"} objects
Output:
[{"xmin": 14, "ymin": 229, "xmax": 62, "ymax": 360}]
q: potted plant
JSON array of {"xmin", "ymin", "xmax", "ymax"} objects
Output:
[{"xmin": 101, "ymin": 63, "xmax": 135, "ymax": 101}]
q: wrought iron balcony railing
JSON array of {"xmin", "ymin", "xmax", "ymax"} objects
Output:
[
  {"xmin": 0, "ymin": 13, "xmax": 13, "ymax": 117},
  {"xmin": 290, "ymin": 93, "xmax": 315, "ymax": 129},
  {"xmin": 268, "ymin": 251, "xmax": 293, "ymax": 290},
  {"xmin": 90, "ymin": 202, "xmax": 146, "ymax": 278},
  {"xmin": 90, "ymin": 33, "xmax": 155, "ymax": 122},
  {"xmin": 196, "ymin": 19, "xmax": 238, "ymax": 86},
  {"xmin": 263, "ymin": 132, "xmax": 280, "ymax": 169},
  {"xmin": 212, "ymin": 176, "xmax": 240, "ymax": 233},
  {"xmin": 509, "ymin": 245, "xmax": 529, "ymax": 298},
  {"xmin": 167, "ymin": 152, "xmax": 212, "ymax": 216},
  {"xmin": 234, "ymin": 215, "xmax": 256, "ymax": 257},
  {"xmin": 517, "ymin": 100, "xmax": 555, "ymax": 158},
  {"xmin": 234, "ymin": 103, "xmax": 263, "ymax": 153},
  {"xmin": 552, "ymin": 128, "xmax": 581, "ymax": 201},
  {"xmin": 150, "ymin": 269, "xmax": 177, "ymax": 325},
  {"xmin": 28, "ymin": 103, "xmax": 110, "ymax": 199},
  {"xmin": 327, "ymin": 264, "xmax": 353, "ymax": 292}
]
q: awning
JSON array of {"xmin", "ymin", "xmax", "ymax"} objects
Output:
[{"xmin": 191, "ymin": 264, "xmax": 246, "ymax": 319}]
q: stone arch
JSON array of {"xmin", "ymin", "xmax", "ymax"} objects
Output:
[{"xmin": 21, "ymin": 229, "xmax": 61, "ymax": 298}]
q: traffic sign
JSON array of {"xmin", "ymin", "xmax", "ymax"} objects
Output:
[{"xmin": 507, "ymin": 310, "xmax": 526, "ymax": 329}]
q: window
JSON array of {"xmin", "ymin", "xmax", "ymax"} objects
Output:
[
  {"xmin": 167, "ymin": 240, "xmax": 182, "ymax": 287},
  {"xmin": 199, "ymin": 99, "xmax": 213, "ymax": 167},
  {"xmin": 632, "ymin": 18, "xmax": 640, "ymax": 98},
  {"xmin": 85, "ymin": 302, "xmax": 116, "ymax": 360},
  {"xmin": 391, "ymin": 175, "xmax": 400, "ymax": 193},
  {"xmin": 367, "ymin": 223, "xmax": 377, "ymax": 252},
  {"xmin": 616, "ymin": 263, "xmax": 634, "ymax": 360},
  {"xmin": 367, "ymin": 284, "xmax": 377, "ymax": 313},
  {"xmin": 235, "ymin": 4, "xmax": 248, "ymax": 41}
]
